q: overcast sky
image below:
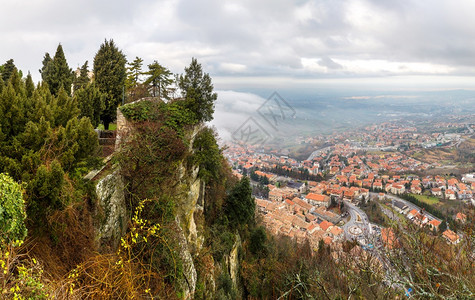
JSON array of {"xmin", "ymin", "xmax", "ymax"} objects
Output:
[{"xmin": 2, "ymin": 0, "xmax": 475, "ymax": 90}]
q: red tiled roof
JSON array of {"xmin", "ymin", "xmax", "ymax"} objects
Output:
[
  {"xmin": 305, "ymin": 193, "xmax": 328, "ymax": 202},
  {"xmin": 319, "ymin": 220, "xmax": 334, "ymax": 231},
  {"xmin": 443, "ymin": 230, "xmax": 459, "ymax": 243}
]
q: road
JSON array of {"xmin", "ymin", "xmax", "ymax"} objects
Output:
[
  {"xmin": 342, "ymin": 200, "xmax": 373, "ymax": 241},
  {"xmin": 307, "ymin": 146, "xmax": 333, "ymax": 161}
]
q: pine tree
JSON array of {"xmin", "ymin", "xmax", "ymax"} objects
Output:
[
  {"xmin": 126, "ymin": 56, "xmax": 144, "ymax": 90},
  {"xmin": 144, "ymin": 61, "xmax": 172, "ymax": 99},
  {"xmin": 93, "ymin": 39, "xmax": 126, "ymax": 129},
  {"xmin": 178, "ymin": 58, "xmax": 217, "ymax": 123},
  {"xmin": 74, "ymin": 61, "xmax": 90, "ymax": 92}
]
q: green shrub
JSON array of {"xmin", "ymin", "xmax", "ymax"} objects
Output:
[
  {"xmin": 120, "ymin": 100, "xmax": 158, "ymax": 121},
  {"xmin": 0, "ymin": 173, "xmax": 27, "ymax": 245}
]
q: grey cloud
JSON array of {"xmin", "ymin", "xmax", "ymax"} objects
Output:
[{"xmin": 318, "ymin": 57, "xmax": 343, "ymax": 69}]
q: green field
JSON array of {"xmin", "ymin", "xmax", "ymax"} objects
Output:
[
  {"xmin": 411, "ymin": 193, "xmax": 440, "ymax": 205},
  {"xmin": 96, "ymin": 123, "xmax": 117, "ymax": 130}
]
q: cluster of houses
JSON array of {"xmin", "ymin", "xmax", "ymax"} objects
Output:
[
  {"xmin": 225, "ymin": 141, "xmax": 473, "ymax": 206},
  {"xmin": 225, "ymin": 124, "xmax": 473, "ymax": 250},
  {"xmin": 334, "ymin": 120, "xmax": 468, "ymax": 151},
  {"xmin": 256, "ymin": 193, "xmax": 344, "ymax": 250},
  {"xmin": 224, "ymin": 145, "xmax": 321, "ymax": 177},
  {"xmin": 331, "ymin": 157, "xmax": 473, "ymax": 202},
  {"xmin": 389, "ymin": 198, "xmax": 466, "ymax": 245}
]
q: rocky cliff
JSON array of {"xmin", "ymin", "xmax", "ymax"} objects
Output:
[{"xmin": 91, "ymin": 103, "xmax": 239, "ymax": 299}]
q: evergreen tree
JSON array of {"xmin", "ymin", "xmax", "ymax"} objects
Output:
[
  {"xmin": 0, "ymin": 61, "xmax": 99, "ymax": 227},
  {"xmin": 25, "ymin": 72, "xmax": 35, "ymax": 98},
  {"xmin": 74, "ymin": 61, "xmax": 91, "ymax": 92},
  {"xmin": 0, "ymin": 83, "xmax": 25, "ymax": 139},
  {"xmin": 144, "ymin": 61, "xmax": 172, "ymax": 99},
  {"xmin": 8, "ymin": 67, "xmax": 24, "ymax": 96},
  {"xmin": 74, "ymin": 82, "xmax": 105, "ymax": 128},
  {"xmin": 40, "ymin": 45, "xmax": 74, "ymax": 96},
  {"xmin": 0, "ymin": 76, "xmax": 3, "ymax": 94},
  {"xmin": 225, "ymin": 176, "xmax": 255, "ymax": 228},
  {"xmin": 53, "ymin": 44, "xmax": 74, "ymax": 96},
  {"xmin": 93, "ymin": 39, "xmax": 126, "ymax": 129},
  {"xmin": 54, "ymin": 86, "xmax": 80, "ymax": 128},
  {"xmin": 39, "ymin": 53, "xmax": 53, "ymax": 83},
  {"xmin": 178, "ymin": 58, "xmax": 217, "ymax": 122},
  {"xmin": 193, "ymin": 127, "xmax": 222, "ymax": 183},
  {"xmin": 1, "ymin": 59, "xmax": 16, "ymax": 83},
  {"xmin": 26, "ymin": 83, "xmax": 55, "ymax": 125},
  {"xmin": 126, "ymin": 56, "xmax": 144, "ymax": 90}
]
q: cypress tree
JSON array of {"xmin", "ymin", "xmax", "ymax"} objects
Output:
[
  {"xmin": 50, "ymin": 44, "xmax": 74, "ymax": 96},
  {"xmin": 93, "ymin": 39, "xmax": 126, "ymax": 129}
]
